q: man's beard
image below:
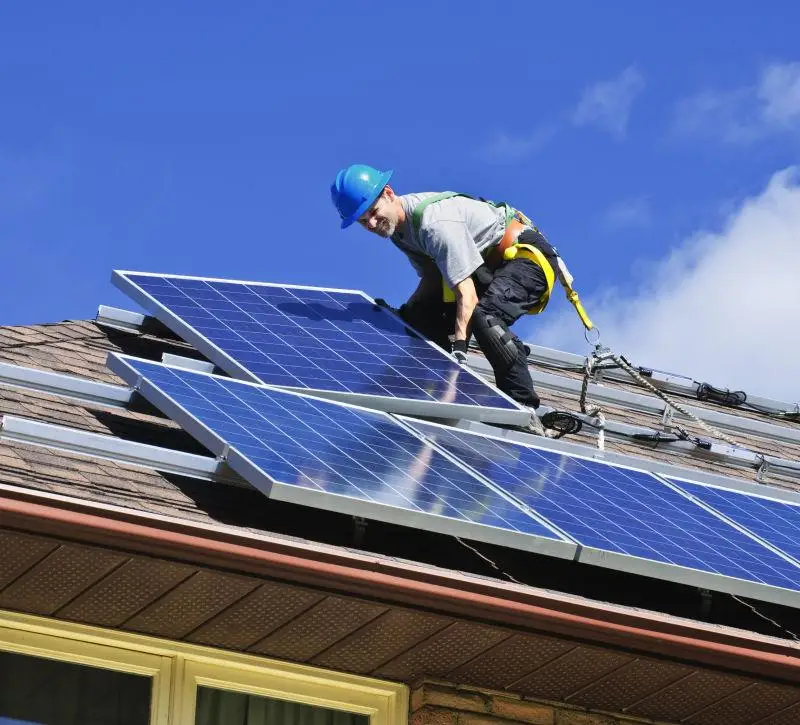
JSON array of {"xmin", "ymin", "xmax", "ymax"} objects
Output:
[{"xmin": 374, "ymin": 218, "xmax": 396, "ymax": 237}]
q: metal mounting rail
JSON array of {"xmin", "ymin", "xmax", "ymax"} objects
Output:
[
  {"xmin": 161, "ymin": 353, "xmax": 215, "ymax": 373},
  {"xmin": 467, "ymin": 354, "xmax": 800, "ymax": 446},
  {"xmin": 95, "ymin": 305, "xmax": 147, "ymax": 333},
  {"xmin": 0, "ymin": 361, "xmax": 132, "ymax": 409},
  {"xmin": 456, "ymin": 418, "xmax": 800, "ymax": 505},
  {"xmin": 0, "ymin": 415, "xmax": 244, "ymax": 485},
  {"xmin": 534, "ymin": 404, "xmax": 800, "ymax": 482},
  {"xmin": 523, "ymin": 343, "xmax": 799, "ymax": 419},
  {"xmin": 95, "ymin": 305, "xmax": 185, "ymax": 342}
]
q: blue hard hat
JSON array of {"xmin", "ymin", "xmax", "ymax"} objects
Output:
[{"xmin": 331, "ymin": 164, "xmax": 394, "ymax": 229}]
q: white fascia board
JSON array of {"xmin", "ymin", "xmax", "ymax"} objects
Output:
[{"xmin": 0, "ymin": 361, "xmax": 132, "ymax": 409}]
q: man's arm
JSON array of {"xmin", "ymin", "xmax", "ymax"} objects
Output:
[{"xmin": 450, "ymin": 276, "xmax": 479, "ymax": 363}]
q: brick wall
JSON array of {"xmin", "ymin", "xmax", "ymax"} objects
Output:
[{"xmin": 410, "ymin": 681, "xmax": 675, "ymax": 725}]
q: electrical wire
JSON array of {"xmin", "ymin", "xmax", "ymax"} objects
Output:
[
  {"xmin": 473, "ymin": 341, "xmax": 796, "ymax": 472},
  {"xmin": 696, "ymin": 383, "xmax": 747, "ymax": 407},
  {"xmin": 729, "ymin": 594, "xmax": 800, "ymax": 642},
  {"xmin": 454, "ymin": 537, "xmax": 525, "ymax": 585},
  {"xmin": 515, "ymin": 340, "xmax": 800, "ymax": 424},
  {"xmin": 540, "ymin": 411, "xmax": 583, "ymax": 438},
  {"xmin": 454, "ymin": 539, "xmax": 800, "ymax": 642},
  {"xmin": 695, "ymin": 383, "xmax": 800, "ymax": 420}
]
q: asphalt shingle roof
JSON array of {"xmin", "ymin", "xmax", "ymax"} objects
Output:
[{"xmin": 1, "ymin": 317, "xmax": 798, "ymax": 532}]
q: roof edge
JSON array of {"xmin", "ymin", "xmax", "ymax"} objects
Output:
[{"xmin": 1, "ymin": 486, "xmax": 798, "ymax": 682}]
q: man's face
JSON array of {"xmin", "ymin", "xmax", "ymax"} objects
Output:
[{"xmin": 358, "ymin": 188, "xmax": 401, "ymax": 238}]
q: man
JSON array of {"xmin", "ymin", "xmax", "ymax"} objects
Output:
[{"xmin": 330, "ymin": 163, "xmax": 563, "ymax": 418}]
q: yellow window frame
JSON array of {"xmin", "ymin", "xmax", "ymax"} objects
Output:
[{"xmin": 0, "ymin": 609, "xmax": 408, "ymax": 725}]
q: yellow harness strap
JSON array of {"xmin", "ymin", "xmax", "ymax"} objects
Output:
[
  {"xmin": 505, "ymin": 240, "xmax": 594, "ymax": 330},
  {"xmin": 441, "ymin": 242, "xmax": 593, "ymax": 329},
  {"xmin": 564, "ymin": 287, "xmax": 594, "ymax": 330},
  {"xmin": 438, "ymin": 205, "xmax": 594, "ymax": 329},
  {"xmin": 502, "ymin": 244, "xmax": 555, "ymax": 314}
]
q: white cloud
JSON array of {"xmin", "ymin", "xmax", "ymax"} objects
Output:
[
  {"xmin": 530, "ymin": 167, "xmax": 800, "ymax": 401},
  {"xmin": 674, "ymin": 61, "xmax": 800, "ymax": 143},
  {"xmin": 603, "ymin": 198, "xmax": 652, "ymax": 230},
  {"xmin": 480, "ymin": 66, "xmax": 646, "ymax": 160},
  {"xmin": 479, "ymin": 125, "xmax": 557, "ymax": 163},
  {"xmin": 572, "ymin": 66, "xmax": 645, "ymax": 139},
  {"xmin": 759, "ymin": 62, "xmax": 800, "ymax": 126}
]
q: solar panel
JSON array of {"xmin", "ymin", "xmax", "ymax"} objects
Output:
[
  {"xmin": 409, "ymin": 420, "xmax": 800, "ymax": 606},
  {"xmin": 666, "ymin": 477, "xmax": 800, "ymax": 566},
  {"xmin": 107, "ymin": 353, "xmax": 574, "ymax": 558},
  {"xmin": 112, "ymin": 272, "xmax": 528, "ymax": 426}
]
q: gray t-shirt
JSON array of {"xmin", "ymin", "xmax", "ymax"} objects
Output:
[{"xmin": 391, "ymin": 193, "xmax": 507, "ymax": 287}]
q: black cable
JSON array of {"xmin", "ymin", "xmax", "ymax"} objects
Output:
[
  {"xmin": 630, "ymin": 432, "xmax": 682, "ymax": 444},
  {"xmin": 472, "ymin": 341, "xmax": 797, "ymax": 423},
  {"xmin": 737, "ymin": 400, "xmax": 800, "ymax": 420},
  {"xmin": 540, "ymin": 411, "xmax": 582, "ymax": 438},
  {"xmin": 696, "ymin": 382, "xmax": 747, "ymax": 407}
]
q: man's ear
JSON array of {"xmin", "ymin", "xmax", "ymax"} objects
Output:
[{"xmin": 383, "ymin": 185, "xmax": 396, "ymax": 201}]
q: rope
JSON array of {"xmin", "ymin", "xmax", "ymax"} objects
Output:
[
  {"xmin": 596, "ymin": 348, "xmax": 748, "ymax": 449},
  {"xmin": 579, "ymin": 355, "xmax": 595, "ymax": 415},
  {"xmin": 579, "ymin": 353, "xmax": 608, "ymax": 450}
]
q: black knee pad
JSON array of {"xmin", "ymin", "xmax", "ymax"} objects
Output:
[{"xmin": 472, "ymin": 308, "xmax": 519, "ymax": 369}]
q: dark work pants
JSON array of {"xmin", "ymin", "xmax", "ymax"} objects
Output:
[{"xmin": 399, "ymin": 258, "xmax": 547, "ymax": 407}]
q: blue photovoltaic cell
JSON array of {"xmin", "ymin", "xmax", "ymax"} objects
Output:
[
  {"xmin": 668, "ymin": 478, "xmax": 800, "ymax": 565},
  {"xmin": 118, "ymin": 357, "xmax": 560, "ymax": 540},
  {"xmin": 115, "ymin": 273, "xmax": 516, "ymax": 411},
  {"xmin": 412, "ymin": 422, "xmax": 800, "ymax": 591}
]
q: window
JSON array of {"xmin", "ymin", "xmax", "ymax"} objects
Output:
[
  {"xmin": 194, "ymin": 687, "xmax": 368, "ymax": 725},
  {"xmin": 0, "ymin": 614, "xmax": 170, "ymax": 724},
  {"xmin": 0, "ymin": 651, "xmax": 152, "ymax": 725},
  {"xmin": 0, "ymin": 611, "xmax": 407, "ymax": 725}
]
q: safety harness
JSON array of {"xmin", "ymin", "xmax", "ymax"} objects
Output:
[{"xmin": 410, "ymin": 192, "xmax": 593, "ymax": 329}]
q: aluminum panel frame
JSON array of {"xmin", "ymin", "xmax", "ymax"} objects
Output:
[
  {"xmin": 455, "ymin": 419, "xmax": 800, "ymax": 506},
  {"xmin": 108, "ymin": 353, "xmax": 577, "ymax": 561},
  {"xmin": 403, "ymin": 417, "xmax": 800, "ymax": 609},
  {"xmin": 112, "ymin": 271, "xmax": 529, "ymax": 427}
]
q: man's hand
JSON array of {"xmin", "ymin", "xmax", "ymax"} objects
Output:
[
  {"xmin": 373, "ymin": 297, "xmax": 398, "ymax": 314},
  {"xmin": 451, "ymin": 339, "xmax": 469, "ymax": 365}
]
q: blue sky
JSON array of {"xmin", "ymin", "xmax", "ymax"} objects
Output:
[{"xmin": 2, "ymin": 2, "xmax": 799, "ymax": 397}]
